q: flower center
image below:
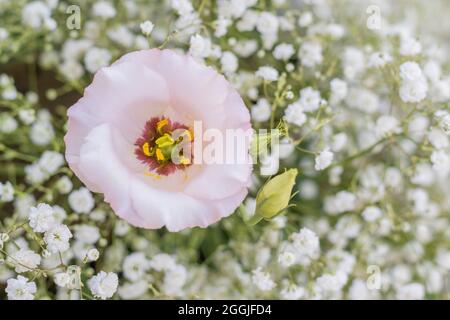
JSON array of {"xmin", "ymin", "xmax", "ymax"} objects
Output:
[{"xmin": 134, "ymin": 117, "xmax": 193, "ymax": 176}]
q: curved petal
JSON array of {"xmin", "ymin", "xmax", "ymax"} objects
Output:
[{"xmin": 76, "ymin": 124, "xmax": 145, "ymax": 226}]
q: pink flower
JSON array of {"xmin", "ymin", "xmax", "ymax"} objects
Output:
[{"xmin": 64, "ymin": 49, "xmax": 252, "ymax": 231}]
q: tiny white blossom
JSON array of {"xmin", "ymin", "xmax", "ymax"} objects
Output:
[
  {"xmin": 88, "ymin": 271, "xmax": 118, "ymax": 299},
  {"xmin": 6, "ymin": 276, "xmax": 37, "ymax": 300},
  {"xmin": 8, "ymin": 249, "xmax": 41, "ymax": 273},
  {"xmin": 0, "ymin": 114, "xmax": 18, "ymax": 133},
  {"xmin": 28, "ymin": 203, "xmax": 56, "ymax": 233},
  {"xmin": 291, "ymin": 228, "xmax": 320, "ymax": 257},
  {"xmin": 123, "ymin": 252, "xmax": 150, "ymax": 282},
  {"xmin": 68, "ymin": 187, "xmax": 95, "ymax": 214},
  {"xmin": 86, "ymin": 248, "xmax": 100, "ymax": 262},
  {"xmin": 299, "ymin": 41, "xmax": 322, "ymax": 68},
  {"xmin": 273, "ymin": 43, "xmax": 294, "ymax": 61},
  {"xmin": 55, "ymin": 176, "xmax": 73, "ymax": 194},
  {"xmin": 21, "ymin": 1, "xmax": 51, "ymax": 29},
  {"xmin": 84, "ymin": 47, "xmax": 111, "ymax": 73},
  {"xmin": 280, "ymin": 284, "xmax": 305, "ymax": 300},
  {"xmin": 54, "ymin": 272, "xmax": 71, "ymax": 287},
  {"xmin": 396, "ymin": 283, "xmax": 425, "ymax": 300},
  {"xmin": 256, "ymin": 66, "xmax": 279, "ymax": 81},
  {"xmin": 315, "ymin": 148, "xmax": 334, "ymax": 171},
  {"xmin": 284, "ymin": 102, "xmax": 307, "ymax": 126},
  {"xmin": 30, "ymin": 120, "xmax": 54, "ymax": 146},
  {"xmin": 251, "ymin": 98, "xmax": 271, "ymax": 122},
  {"xmin": 0, "ymin": 181, "xmax": 14, "ymax": 202},
  {"xmin": 140, "ymin": 20, "xmax": 154, "ymax": 36},
  {"xmin": 220, "ymin": 51, "xmax": 238, "ymax": 74},
  {"xmin": 256, "ymin": 12, "xmax": 279, "ymax": 36},
  {"xmin": 44, "ymin": 224, "xmax": 73, "ymax": 253},
  {"xmin": 38, "ymin": 151, "xmax": 64, "ymax": 175},
  {"xmin": 400, "ymin": 37, "xmax": 422, "ymax": 56},
  {"xmin": 278, "ymin": 251, "xmax": 296, "ymax": 268},
  {"xmin": 92, "ymin": 1, "xmax": 116, "ymax": 19},
  {"xmin": 362, "ymin": 206, "xmax": 383, "ymax": 222},
  {"xmin": 298, "ymin": 87, "xmax": 321, "ymax": 112},
  {"xmin": 375, "ymin": 115, "xmax": 402, "ymax": 137},
  {"xmin": 189, "ymin": 34, "xmax": 211, "ymax": 58},
  {"xmin": 251, "ymin": 267, "xmax": 276, "ymax": 291}
]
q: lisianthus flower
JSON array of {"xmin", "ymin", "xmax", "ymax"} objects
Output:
[{"xmin": 64, "ymin": 49, "xmax": 252, "ymax": 231}]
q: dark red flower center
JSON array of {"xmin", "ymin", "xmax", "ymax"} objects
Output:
[{"xmin": 134, "ymin": 117, "xmax": 193, "ymax": 176}]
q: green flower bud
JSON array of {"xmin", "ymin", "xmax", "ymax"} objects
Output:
[{"xmin": 248, "ymin": 168, "xmax": 298, "ymax": 225}]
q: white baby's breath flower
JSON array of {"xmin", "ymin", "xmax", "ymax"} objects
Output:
[
  {"xmin": 6, "ymin": 276, "xmax": 37, "ymax": 300},
  {"xmin": 256, "ymin": 66, "xmax": 279, "ymax": 81},
  {"xmin": 123, "ymin": 252, "xmax": 150, "ymax": 282},
  {"xmin": 298, "ymin": 11, "xmax": 313, "ymax": 27},
  {"xmin": 278, "ymin": 251, "xmax": 296, "ymax": 268},
  {"xmin": 396, "ymin": 283, "xmax": 425, "ymax": 300},
  {"xmin": 329, "ymin": 78, "xmax": 348, "ymax": 105},
  {"xmin": 30, "ymin": 120, "xmax": 54, "ymax": 146},
  {"xmin": 430, "ymin": 150, "xmax": 450, "ymax": 174},
  {"xmin": 84, "ymin": 47, "xmax": 111, "ymax": 73},
  {"xmin": 284, "ymin": 102, "xmax": 307, "ymax": 126},
  {"xmin": 375, "ymin": 115, "xmax": 402, "ymax": 137},
  {"xmin": 8, "ymin": 249, "xmax": 41, "ymax": 273},
  {"xmin": 38, "ymin": 151, "xmax": 64, "ymax": 175},
  {"xmin": 86, "ymin": 248, "xmax": 100, "ymax": 262},
  {"xmin": 251, "ymin": 267, "xmax": 276, "ymax": 291},
  {"xmin": 315, "ymin": 148, "xmax": 334, "ymax": 171},
  {"xmin": 74, "ymin": 224, "xmax": 100, "ymax": 244},
  {"xmin": 291, "ymin": 228, "xmax": 320, "ymax": 258},
  {"xmin": 189, "ymin": 34, "xmax": 211, "ymax": 58},
  {"xmin": 21, "ymin": 1, "xmax": 51, "ymax": 29},
  {"xmin": 18, "ymin": 109, "xmax": 36, "ymax": 125},
  {"xmin": 54, "ymin": 272, "xmax": 71, "ymax": 287},
  {"xmin": 256, "ymin": 12, "xmax": 279, "ymax": 36},
  {"xmin": 298, "ymin": 87, "xmax": 321, "ymax": 112},
  {"xmin": 220, "ymin": 51, "xmax": 238, "ymax": 74},
  {"xmin": 362, "ymin": 206, "xmax": 383, "ymax": 222},
  {"xmin": 400, "ymin": 37, "xmax": 422, "ymax": 56},
  {"xmin": 44, "ymin": 224, "xmax": 73, "ymax": 253},
  {"xmin": 299, "ymin": 41, "xmax": 322, "ymax": 68},
  {"xmin": 68, "ymin": 187, "xmax": 95, "ymax": 214},
  {"xmin": 273, "ymin": 43, "xmax": 294, "ymax": 61},
  {"xmin": 92, "ymin": 1, "xmax": 116, "ymax": 19},
  {"xmin": 88, "ymin": 271, "xmax": 119, "ymax": 299},
  {"xmin": 28, "ymin": 203, "xmax": 56, "ymax": 233},
  {"xmin": 280, "ymin": 284, "xmax": 305, "ymax": 300},
  {"xmin": 0, "ymin": 181, "xmax": 14, "ymax": 202},
  {"xmin": 251, "ymin": 98, "xmax": 271, "ymax": 122},
  {"xmin": 55, "ymin": 176, "xmax": 73, "ymax": 194},
  {"xmin": 140, "ymin": 20, "xmax": 154, "ymax": 36},
  {"xmin": 0, "ymin": 114, "xmax": 18, "ymax": 133}
]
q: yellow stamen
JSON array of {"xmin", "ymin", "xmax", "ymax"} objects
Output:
[
  {"xmin": 179, "ymin": 156, "xmax": 191, "ymax": 165},
  {"xmin": 156, "ymin": 118, "xmax": 169, "ymax": 134},
  {"xmin": 142, "ymin": 142, "xmax": 151, "ymax": 156},
  {"xmin": 155, "ymin": 148, "xmax": 165, "ymax": 161},
  {"xmin": 185, "ymin": 129, "xmax": 194, "ymax": 142},
  {"xmin": 155, "ymin": 133, "xmax": 174, "ymax": 148},
  {"xmin": 145, "ymin": 172, "xmax": 161, "ymax": 180}
]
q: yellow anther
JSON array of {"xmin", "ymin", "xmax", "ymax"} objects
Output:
[
  {"xmin": 179, "ymin": 156, "xmax": 191, "ymax": 165},
  {"xmin": 184, "ymin": 129, "xmax": 194, "ymax": 142},
  {"xmin": 145, "ymin": 172, "xmax": 161, "ymax": 180},
  {"xmin": 155, "ymin": 148, "xmax": 165, "ymax": 161},
  {"xmin": 142, "ymin": 142, "xmax": 151, "ymax": 156},
  {"xmin": 155, "ymin": 133, "xmax": 174, "ymax": 148},
  {"xmin": 156, "ymin": 118, "xmax": 169, "ymax": 133}
]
